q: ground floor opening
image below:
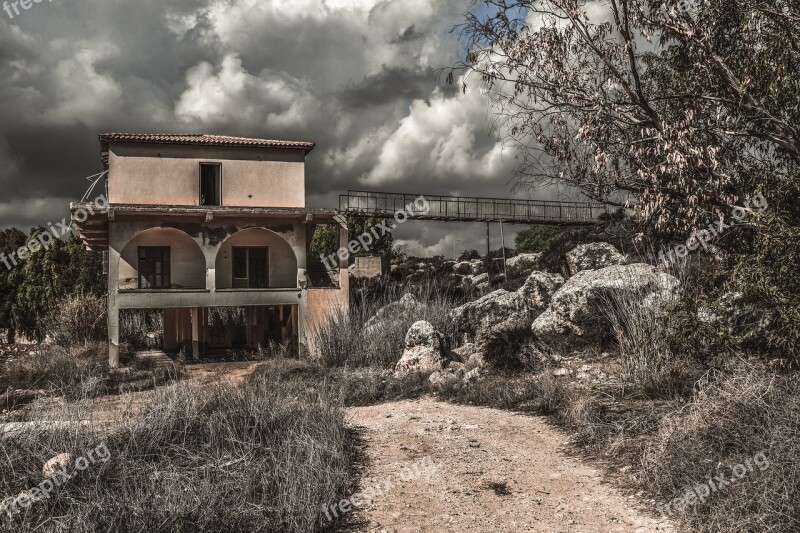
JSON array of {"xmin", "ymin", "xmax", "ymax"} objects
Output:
[{"xmin": 120, "ymin": 305, "xmax": 299, "ymax": 359}]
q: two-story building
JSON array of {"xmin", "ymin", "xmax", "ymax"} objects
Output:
[{"xmin": 70, "ymin": 133, "xmax": 348, "ymax": 366}]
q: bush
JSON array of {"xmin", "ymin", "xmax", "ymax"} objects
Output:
[
  {"xmin": 641, "ymin": 365, "xmax": 800, "ymax": 531},
  {"xmin": 0, "ymin": 373, "xmax": 354, "ymax": 532},
  {"xmin": 477, "ymin": 320, "xmax": 545, "ymax": 373},
  {"xmin": 46, "ymin": 295, "xmax": 107, "ymax": 351}
]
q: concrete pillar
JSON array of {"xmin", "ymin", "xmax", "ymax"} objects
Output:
[
  {"xmin": 191, "ymin": 307, "xmax": 201, "ymax": 361},
  {"xmin": 163, "ymin": 309, "xmax": 178, "ymax": 351},
  {"xmin": 107, "ymin": 225, "xmax": 121, "ymax": 367},
  {"xmin": 108, "ymin": 302, "xmax": 120, "ymax": 367}
]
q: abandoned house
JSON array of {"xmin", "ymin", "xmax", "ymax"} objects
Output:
[{"xmin": 70, "ymin": 133, "xmax": 349, "ymax": 366}]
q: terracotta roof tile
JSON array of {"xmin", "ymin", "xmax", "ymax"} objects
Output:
[
  {"xmin": 100, "ymin": 133, "xmax": 314, "ymax": 149},
  {"xmin": 99, "ymin": 133, "xmax": 315, "ymax": 170}
]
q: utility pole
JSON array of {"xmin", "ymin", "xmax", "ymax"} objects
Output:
[
  {"xmin": 485, "ymin": 222, "xmax": 491, "ymax": 282},
  {"xmin": 499, "ymin": 219, "xmax": 507, "ymax": 280},
  {"xmin": 452, "ymin": 239, "xmax": 462, "ymax": 260}
]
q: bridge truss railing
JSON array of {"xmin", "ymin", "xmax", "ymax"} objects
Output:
[{"xmin": 339, "ymin": 190, "xmax": 610, "ymax": 225}]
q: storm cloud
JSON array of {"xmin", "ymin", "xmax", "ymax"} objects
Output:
[{"xmin": 0, "ymin": 0, "xmax": 562, "ymax": 253}]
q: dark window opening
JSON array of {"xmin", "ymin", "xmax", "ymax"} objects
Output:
[
  {"xmin": 232, "ymin": 247, "xmax": 269, "ymax": 288},
  {"xmin": 200, "ymin": 163, "xmax": 221, "ymax": 206},
  {"xmin": 138, "ymin": 247, "xmax": 170, "ymax": 289}
]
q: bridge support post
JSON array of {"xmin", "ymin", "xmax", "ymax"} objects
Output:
[
  {"xmin": 500, "ymin": 219, "xmax": 507, "ymax": 280},
  {"xmin": 486, "ymin": 222, "xmax": 491, "ymax": 281}
]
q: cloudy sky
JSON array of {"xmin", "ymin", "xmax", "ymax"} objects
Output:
[{"xmin": 0, "ymin": 0, "xmax": 571, "ymax": 256}]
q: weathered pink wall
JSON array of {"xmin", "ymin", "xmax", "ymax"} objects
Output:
[{"xmin": 107, "ymin": 142, "xmax": 306, "ymax": 207}]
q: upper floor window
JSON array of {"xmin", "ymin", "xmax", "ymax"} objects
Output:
[{"xmin": 200, "ymin": 163, "xmax": 221, "ymax": 206}]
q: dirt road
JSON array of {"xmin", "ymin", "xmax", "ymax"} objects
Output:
[{"xmin": 346, "ymin": 398, "xmax": 673, "ymax": 533}]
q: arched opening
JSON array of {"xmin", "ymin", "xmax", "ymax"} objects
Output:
[
  {"xmin": 215, "ymin": 227, "xmax": 298, "ymax": 289},
  {"xmin": 119, "ymin": 227, "xmax": 206, "ymax": 289}
]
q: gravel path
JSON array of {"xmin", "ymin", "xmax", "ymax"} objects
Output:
[{"xmin": 345, "ymin": 398, "xmax": 674, "ymax": 533}]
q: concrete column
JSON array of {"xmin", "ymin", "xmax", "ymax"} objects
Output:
[
  {"xmin": 191, "ymin": 307, "xmax": 201, "ymax": 361},
  {"xmin": 107, "ymin": 225, "xmax": 121, "ymax": 367},
  {"xmin": 108, "ymin": 301, "xmax": 120, "ymax": 367}
]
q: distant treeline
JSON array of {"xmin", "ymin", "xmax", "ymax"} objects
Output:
[{"xmin": 0, "ymin": 228, "xmax": 105, "ymax": 343}]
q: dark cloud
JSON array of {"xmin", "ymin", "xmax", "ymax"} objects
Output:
[
  {"xmin": 390, "ymin": 25, "xmax": 425, "ymax": 44},
  {"xmin": 336, "ymin": 66, "xmax": 437, "ymax": 109},
  {"xmin": 0, "ymin": 0, "xmax": 563, "ymax": 254}
]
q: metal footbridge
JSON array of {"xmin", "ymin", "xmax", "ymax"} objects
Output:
[{"xmin": 338, "ymin": 190, "xmax": 611, "ymax": 225}]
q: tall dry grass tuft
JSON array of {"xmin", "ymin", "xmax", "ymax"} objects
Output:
[
  {"xmin": 641, "ymin": 364, "xmax": 800, "ymax": 531},
  {"xmin": 595, "ymin": 262, "xmax": 701, "ymax": 398},
  {"xmin": 316, "ymin": 279, "xmax": 460, "ymax": 368},
  {"xmin": 46, "ymin": 295, "xmax": 107, "ymax": 351},
  {"xmin": 0, "ymin": 372, "xmax": 354, "ymax": 532}
]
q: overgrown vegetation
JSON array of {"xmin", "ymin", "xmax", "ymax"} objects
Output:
[
  {"xmin": 303, "ymin": 259, "xmax": 799, "ymax": 531},
  {"xmin": 315, "ymin": 279, "xmax": 464, "ymax": 368},
  {"xmin": 0, "ymin": 230, "xmax": 105, "ymax": 342},
  {"xmin": 0, "ymin": 371, "xmax": 354, "ymax": 533},
  {"xmin": 0, "ymin": 342, "xmax": 183, "ymax": 405}
]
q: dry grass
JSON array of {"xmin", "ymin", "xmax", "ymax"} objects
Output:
[
  {"xmin": 0, "ymin": 342, "xmax": 183, "ymax": 403},
  {"xmin": 46, "ymin": 295, "xmax": 107, "ymax": 351},
  {"xmin": 315, "ymin": 280, "xmax": 460, "ymax": 368},
  {"xmin": 641, "ymin": 364, "xmax": 800, "ymax": 532},
  {"xmin": 0, "ymin": 370, "xmax": 355, "ymax": 532}
]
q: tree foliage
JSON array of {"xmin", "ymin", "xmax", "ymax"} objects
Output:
[
  {"xmin": 309, "ymin": 224, "xmax": 340, "ymax": 263},
  {"xmin": 457, "ymin": 0, "xmax": 799, "ymax": 234},
  {"xmin": 0, "ymin": 228, "xmax": 105, "ymax": 341},
  {"xmin": 515, "ymin": 225, "xmax": 567, "ymax": 253},
  {"xmin": 457, "ymin": 0, "xmax": 800, "ymax": 360}
]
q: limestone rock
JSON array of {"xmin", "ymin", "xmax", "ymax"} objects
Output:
[
  {"xmin": 43, "ymin": 453, "xmax": 73, "ymax": 478},
  {"xmin": 450, "ymin": 270, "xmax": 564, "ymax": 343},
  {"xmin": 566, "ymin": 242, "xmax": 627, "ymax": 276},
  {"xmin": 532, "ymin": 263, "xmax": 679, "ymax": 355},
  {"xmin": 395, "ymin": 321, "xmax": 449, "ymax": 375},
  {"xmin": 364, "ymin": 293, "xmax": 424, "ymax": 334},
  {"xmin": 506, "ymin": 253, "xmax": 543, "ymax": 278}
]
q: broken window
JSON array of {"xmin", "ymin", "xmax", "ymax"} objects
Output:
[
  {"xmin": 138, "ymin": 246, "xmax": 170, "ymax": 289},
  {"xmin": 200, "ymin": 163, "xmax": 221, "ymax": 206},
  {"xmin": 232, "ymin": 247, "xmax": 269, "ymax": 288}
]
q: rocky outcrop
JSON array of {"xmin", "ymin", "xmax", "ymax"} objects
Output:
[
  {"xmin": 450, "ymin": 270, "xmax": 565, "ymax": 343},
  {"xmin": 532, "ymin": 263, "xmax": 679, "ymax": 354},
  {"xmin": 506, "ymin": 253, "xmax": 543, "ymax": 278},
  {"xmin": 566, "ymin": 243, "xmax": 627, "ymax": 276},
  {"xmin": 364, "ymin": 293, "xmax": 424, "ymax": 335},
  {"xmin": 466, "ymin": 273, "xmax": 489, "ymax": 286},
  {"xmin": 395, "ymin": 321, "xmax": 449, "ymax": 375},
  {"xmin": 518, "ymin": 271, "xmax": 565, "ymax": 310},
  {"xmin": 450, "ymin": 289, "xmax": 523, "ymax": 343},
  {"xmin": 453, "ymin": 259, "xmax": 485, "ymax": 276}
]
